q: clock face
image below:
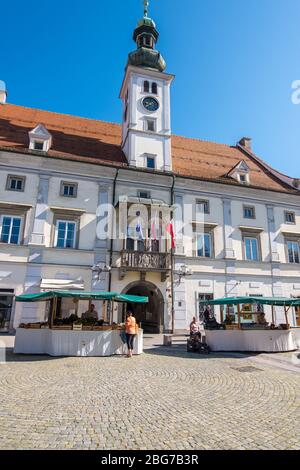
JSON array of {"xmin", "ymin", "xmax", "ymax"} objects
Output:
[{"xmin": 142, "ymin": 96, "xmax": 159, "ymax": 112}]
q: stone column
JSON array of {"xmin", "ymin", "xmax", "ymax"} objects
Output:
[
  {"xmin": 29, "ymin": 175, "xmax": 50, "ymax": 246},
  {"xmin": 222, "ymin": 198, "xmax": 236, "ymax": 259},
  {"xmin": 266, "ymin": 205, "xmax": 283, "ymax": 324},
  {"xmin": 93, "ymin": 182, "xmax": 112, "ymax": 293}
]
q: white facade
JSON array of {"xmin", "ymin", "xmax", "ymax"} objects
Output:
[
  {"xmin": 0, "ymin": 10, "xmax": 299, "ymax": 334},
  {"xmin": 0, "ymin": 148, "xmax": 299, "ymax": 333},
  {"xmin": 120, "ymin": 66, "xmax": 174, "ymax": 171}
]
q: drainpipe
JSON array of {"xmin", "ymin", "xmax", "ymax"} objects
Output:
[
  {"xmin": 108, "ymin": 168, "xmax": 119, "ymax": 293},
  {"xmin": 170, "ymin": 174, "xmax": 176, "ymax": 334}
]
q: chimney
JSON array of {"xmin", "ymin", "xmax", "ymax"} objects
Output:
[
  {"xmin": 0, "ymin": 80, "xmax": 7, "ymax": 104},
  {"xmin": 238, "ymin": 137, "xmax": 252, "ymax": 150}
]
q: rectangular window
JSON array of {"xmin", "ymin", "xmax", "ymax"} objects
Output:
[
  {"xmin": 6, "ymin": 175, "xmax": 25, "ymax": 192},
  {"xmin": 138, "ymin": 191, "xmax": 151, "ymax": 199},
  {"xmin": 60, "ymin": 182, "xmax": 78, "ymax": 198},
  {"xmin": 244, "ymin": 206, "xmax": 255, "ymax": 219},
  {"xmin": 145, "ymin": 119, "xmax": 156, "ymax": 132},
  {"xmin": 197, "ymin": 233, "xmax": 212, "ymax": 258},
  {"xmin": 0, "ymin": 216, "xmax": 22, "ymax": 245},
  {"xmin": 34, "ymin": 141, "xmax": 44, "ymax": 151},
  {"xmin": 146, "ymin": 156, "xmax": 155, "ymax": 169},
  {"xmin": 244, "ymin": 237, "xmax": 259, "ymax": 261},
  {"xmin": 287, "ymin": 241, "xmax": 300, "ymax": 264},
  {"xmin": 285, "ymin": 211, "xmax": 296, "ymax": 224},
  {"xmin": 55, "ymin": 220, "xmax": 76, "ymax": 249},
  {"xmin": 196, "ymin": 199, "xmax": 210, "ymax": 214}
]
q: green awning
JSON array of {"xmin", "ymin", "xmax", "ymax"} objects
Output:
[
  {"xmin": 114, "ymin": 294, "xmax": 148, "ymax": 304},
  {"xmin": 199, "ymin": 296, "xmax": 300, "ymax": 307},
  {"xmin": 16, "ymin": 291, "xmax": 148, "ymax": 304}
]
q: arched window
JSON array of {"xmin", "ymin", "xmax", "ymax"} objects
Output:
[
  {"xmin": 144, "ymin": 81, "xmax": 150, "ymax": 93},
  {"xmin": 151, "ymin": 82, "xmax": 158, "ymax": 94},
  {"xmin": 138, "ymin": 36, "xmax": 143, "ymax": 48}
]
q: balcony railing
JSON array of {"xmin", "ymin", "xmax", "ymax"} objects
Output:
[{"xmin": 121, "ymin": 250, "xmax": 171, "ymax": 271}]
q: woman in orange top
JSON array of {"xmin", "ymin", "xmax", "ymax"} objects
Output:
[{"xmin": 125, "ymin": 311, "xmax": 137, "ymax": 357}]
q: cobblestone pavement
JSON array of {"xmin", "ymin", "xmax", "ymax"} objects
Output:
[{"xmin": 0, "ymin": 338, "xmax": 299, "ymax": 450}]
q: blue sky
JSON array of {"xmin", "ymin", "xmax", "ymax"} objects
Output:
[{"xmin": 2, "ymin": 0, "xmax": 300, "ymax": 176}]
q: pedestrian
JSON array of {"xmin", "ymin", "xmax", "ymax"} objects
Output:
[
  {"xmin": 190, "ymin": 316, "xmax": 201, "ymax": 338},
  {"xmin": 125, "ymin": 310, "xmax": 137, "ymax": 358}
]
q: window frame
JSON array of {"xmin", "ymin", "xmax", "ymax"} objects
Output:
[
  {"xmin": 138, "ymin": 190, "xmax": 151, "ymax": 199},
  {"xmin": 143, "ymin": 80, "xmax": 150, "ymax": 93},
  {"xmin": 196, "ymin": 199, "xmax": 210, "ymax": 215},
  {"xmin": 60, "ymin": 181, "xmax": 78, "ymax": 198},
  {"xmin": 6, "ymin": 175, "xmax": 26, "ymax": 192},
  {"xmin": 243, "ymin": 205, "xmax": 256, "ymax": 219},
  {"xmin": 196, "ymin": 232, "xmax": 213, "ymax": 259},
  {"xmin": 146, "ymin": 155, "xmax": 156, "ymax": 169},
  {"xmin": 243, "ymin": 235, "xmax": 260, "ymax": 262},
  {"xmin": 151, "ymin": 82, "xmax": 158, "ymax": 94},
  {"xmin": 0, "ymin": 214, "xmax": 23, "ymax": 245},
  {"xmin": 54, "ymin": 219, "xmax": 78, "ymax": 250},
  {"xmin": 284, "ymin": 211, "xmax": 296, "ymax": 225},
  {"xmin": 144, "ymin": 118, "xmax": 156, "ymax": 133},
  {"xmin": 286, "ymin": 239, "xmax": 300, "ymax": 264},
  {"xmin": 33, "ymin": 140, "xmax": 45, "ymax": 151}
]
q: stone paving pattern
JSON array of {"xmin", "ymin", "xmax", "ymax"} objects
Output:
[{"xmin": 0, "ymin": 342, "xmax": 299, "ymax": 450}]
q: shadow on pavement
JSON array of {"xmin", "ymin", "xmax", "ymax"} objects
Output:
[{"xmin": 143, "ymin": 345, "xmax": 257, "ymax": 360}]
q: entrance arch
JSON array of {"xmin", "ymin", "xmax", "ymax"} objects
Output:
[{"xmin": 120, "ymin": 281, "xmax": 164, "ymax": 333}]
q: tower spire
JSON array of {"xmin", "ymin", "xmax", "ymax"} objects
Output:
[
  {"xmin": 127, "ymin": 0, "xmax": 166, "ymax": 72},
  {"xmin": 144, "ymin": 0, "xmax": 149, "ymax": 17}
]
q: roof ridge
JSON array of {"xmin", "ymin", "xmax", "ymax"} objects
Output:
[
  {"xmin": 172, "ymin": 132, "xmax": 233, "ymax": 148},
  {"xmin": 5, "ymin": 102, "xmax": 121, "ymax": 128}
]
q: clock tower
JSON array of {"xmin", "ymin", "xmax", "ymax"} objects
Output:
[{"xmin": 120, "ymin": 1, "xmax": 174, "ymax": 171}]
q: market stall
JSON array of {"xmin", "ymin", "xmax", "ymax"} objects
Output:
[
  {"xmin": 200, "ymin": 296, "xmax": 300, "ymax": 352},
  {"xmin": 14, "ymin": 291, "xmax": 148, "ymax": 357}
]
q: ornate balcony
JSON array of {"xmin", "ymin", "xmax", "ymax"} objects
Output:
[{"xmin": 120, "ymin": 250, "xmax": 172, "ymax": 280}]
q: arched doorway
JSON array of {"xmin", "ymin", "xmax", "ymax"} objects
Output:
[{"xmin": 120, "ymin": 281, "xmax": 164, "ymax": 333}]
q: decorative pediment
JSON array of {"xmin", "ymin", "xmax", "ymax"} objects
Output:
[
  {"xmin": 229, "ymin": 160, "xmax": 249, "ymax": 175},
  {"xmin": 28, "ymin": 124, "xmax": 52, "ymax": 151}
]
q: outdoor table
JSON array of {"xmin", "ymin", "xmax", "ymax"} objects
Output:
[{"xmin": 14, "ymin": 327, "xmax": 143, "ymax": 357}]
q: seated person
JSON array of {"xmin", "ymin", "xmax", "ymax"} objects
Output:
[
  {"xmin": 82, "ymin": 304, "xmax": 98, "ymax": 321},
  {"xmin": 257, "ymin": 312, "xmax": 268, "ymax": 326},
  {"xmin": 190, "ymin": 316, "xmax": 201, "ymax": 338}
]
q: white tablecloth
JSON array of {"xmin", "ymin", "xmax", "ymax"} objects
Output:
[
  {"xmin": 204, "ymin": 329, "xmax": 297, "ymax": 352},
  {"xmin": 14, "ymin": 329, "xmax": 143, "ymax": 357},
  {"xmin": 291, "ymin": 328, "xmax": 300, "ymax": 350}
]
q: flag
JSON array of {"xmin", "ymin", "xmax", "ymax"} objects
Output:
[
  {"xmin": 135, "ymin": 218, "xmax": 144, "ymax": 240},
  {"xmin": 166, "ymin": 220, "xmax": 176, "ymax": 249},
  {"xmin": 151, "ymin": 211, "xmax": 158, "ymax": 241}
]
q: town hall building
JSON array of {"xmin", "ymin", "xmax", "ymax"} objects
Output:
[{"xmin": 0, "ymin": 3, "xmax": 300, "ymax": 333}]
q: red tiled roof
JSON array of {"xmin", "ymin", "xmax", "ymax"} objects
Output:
[{"xmin": 0, "ymin": 103, "xmax": 297, "ymax": 194}]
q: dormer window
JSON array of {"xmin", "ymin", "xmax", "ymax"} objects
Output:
[
  {"xmin": 29, "ymin": 124, "xmax": 52, "ymax": 152},
  {"xmin": 33, "ymin": 141, "xmax": 44, "ymax": 151},
  {"xmin": 228, "ymin": 160, "xmax": 250, "ymax": 185}
]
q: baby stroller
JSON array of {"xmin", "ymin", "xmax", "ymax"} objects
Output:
[{"xmin": 187, "ymin": 332, "xmax": 210, "ymax": 354}]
